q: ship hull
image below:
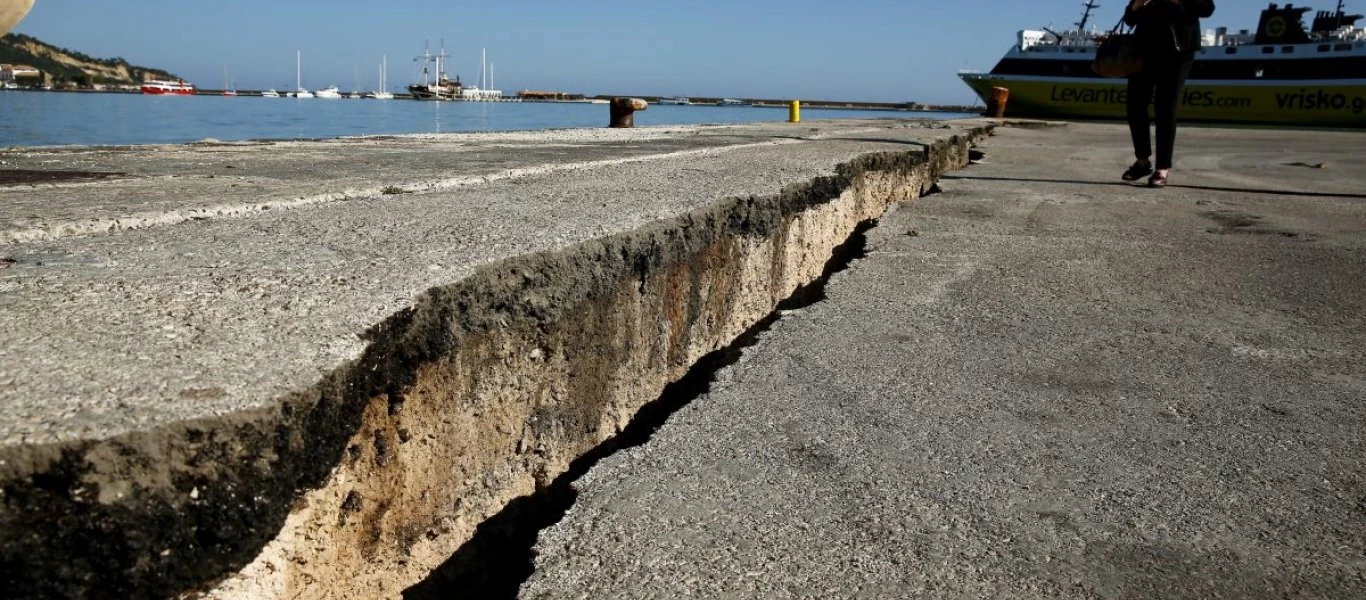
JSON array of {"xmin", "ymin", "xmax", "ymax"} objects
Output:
[
  {"xmin": 961, "ymin": 74, "xmax": 1366, "ymax": 127},
  {"xmin": 140, "ymin": 87, "xmax": 196, "ymax": 96}
]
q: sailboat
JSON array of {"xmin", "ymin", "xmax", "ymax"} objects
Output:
[
  {"xmin": 460, "ymin": 48, "xmax": 503, "ymax": 100},
  {"xmin": 367, "ymin": 56, "xmax": 395, "ymax": 99},
  {"xmin": 221, "ymin": 66, "xmax": 237, "ymax": 96},
  {"xmin": 294, "ymin": 50, "xmax": 314, "ymax": 98},
  {"xmin": 408, "ymin": 42, "xmax": 461, "ymax": 100}
]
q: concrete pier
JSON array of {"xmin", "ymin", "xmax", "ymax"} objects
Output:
[
  {"xmin": 0, "ymin": 120, "xmax": 986, "ymax": 598},
  {"xmin": 4, "ymin": 120, "xmax": 1362, "ymax": 599},
  {"xmin": 524, "ymin": 122, "xmax": 1366, "ymax": 598}
]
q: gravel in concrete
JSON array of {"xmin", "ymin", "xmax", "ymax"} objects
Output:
[{"xmin": 524, "ymin": 122, "xmax": 1366, "ymax": 598}]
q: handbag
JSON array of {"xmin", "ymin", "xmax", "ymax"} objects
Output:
[{"xmin": 1092, "ymin": 20, "xmax": 1144, "ymax": 78}]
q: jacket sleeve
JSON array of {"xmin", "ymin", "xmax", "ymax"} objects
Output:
[
  {"xmin": 1181, "ymin": 0, "xmax": 1215, "ymax": 18},
  {"xmin": 1123, "ymin": 6, "xmax": 1141, "ymax": 25}
]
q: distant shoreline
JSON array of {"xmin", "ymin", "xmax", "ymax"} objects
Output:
[{"xmin": 0, "ymin": 86, "xmax": 981, "ymax": 114}]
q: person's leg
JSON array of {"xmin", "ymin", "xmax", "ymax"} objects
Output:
[
  {"xmin": 1126, "ymin": 69, "xmax": 1156, "ymax": 164},
  {"xmin": 1153, "ymin": 56, "xmax": 1195, "ymax": 171}
]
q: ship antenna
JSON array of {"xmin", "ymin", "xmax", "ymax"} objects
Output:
[{"xmin": 1077, "ymin": 0, "xmax": 1100, "ymax": 30}]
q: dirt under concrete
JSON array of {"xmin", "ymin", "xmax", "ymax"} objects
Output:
[{"xmin": 0, "ymin": 122, "xmax": 988, "ymax": 598}]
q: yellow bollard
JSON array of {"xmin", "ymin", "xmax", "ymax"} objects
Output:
[{"xmin": 789, "ymin": 100, "xmax": 801, "ymax": 123}]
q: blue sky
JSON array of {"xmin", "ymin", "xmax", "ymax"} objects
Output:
[{"xmin": 15, "ymin": 0, "xmax": 1282, "ymax": 104}]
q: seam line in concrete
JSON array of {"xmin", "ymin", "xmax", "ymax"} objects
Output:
[{"xmin": 0, "ymin": 138, "xmax": 802, "ymax": 246}]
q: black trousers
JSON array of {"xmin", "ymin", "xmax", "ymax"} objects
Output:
[{"xmin": 1126, "ymin": 54, "xmax": 1194, "ymax": 170}]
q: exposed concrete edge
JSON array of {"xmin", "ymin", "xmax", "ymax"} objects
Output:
[
  {"xmin": 0, "ymin": 126, "xmax": 991, "ymax": 598},
  {"xmin": 0, "ymin": 138, "xmax": 798, "ymax": 246}
]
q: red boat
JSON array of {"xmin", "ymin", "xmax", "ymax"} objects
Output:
[{"xmin": 140, "ymin": 80, "xmax": 196, "ymax": 95}]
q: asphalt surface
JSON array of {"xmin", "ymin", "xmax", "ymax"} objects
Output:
[{"xmin": 524, "ymin": 122, "xmax": 1366, "ymax": 598}]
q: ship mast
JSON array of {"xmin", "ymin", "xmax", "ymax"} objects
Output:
[{"xmin": 1077, "ymin": 1, "xmax": 1100, "ymax": 31}]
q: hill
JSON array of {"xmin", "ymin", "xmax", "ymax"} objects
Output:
[{"xmin": 0, "ymin": 33, "xmax": 179, "ymax": 87}]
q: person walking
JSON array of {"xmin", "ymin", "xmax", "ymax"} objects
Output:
[{"xmin": 1120, "ymin": 0, "xmax": 1215, "ymax": 187}]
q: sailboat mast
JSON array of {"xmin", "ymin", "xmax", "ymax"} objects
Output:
[
  {"xmin": 1077, "ymin": 1, "xmax": 1099, "ymax": 31},
  {"xmin": 296, "ymin": 50, "xmax": 301, "ymax": 90}
]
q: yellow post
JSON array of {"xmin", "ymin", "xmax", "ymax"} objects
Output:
[{"xmin": 789, "ymin": 100, "xmax": 801, "ymax": 123}]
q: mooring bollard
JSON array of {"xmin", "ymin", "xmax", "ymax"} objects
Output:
[
  {"xmin": 985, "ymin": 86, "xmax": 1010, "ymax": 118},
  {"xmin": 789, "ymin": 100, "xmax": 801, "ymax": 123},
  {"xmin": 609, "ymin": 97, "xmax": 648, "ymax": 128}
]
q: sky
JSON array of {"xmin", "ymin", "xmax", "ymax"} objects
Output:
[{"xmin": 13, "ymin": 0, "xmax": 1287, "ymax": 104}]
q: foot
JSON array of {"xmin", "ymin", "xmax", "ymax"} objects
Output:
[
  {"xmin": 1147, "ymin": 169, "xmax": 1169, "ymax": 188},
  {"xmin": 1122, "ymin": 160, "xmax": 1154, "ymax": 181}
]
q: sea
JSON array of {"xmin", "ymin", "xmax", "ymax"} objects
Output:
[{"xmin": 0, "ymin": 91, "xmax": 973, "ymax": 148}]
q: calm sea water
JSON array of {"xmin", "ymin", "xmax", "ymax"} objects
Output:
[{"xmin": 0, "ymin": 91, "xmax": 971, "ymax": 147}]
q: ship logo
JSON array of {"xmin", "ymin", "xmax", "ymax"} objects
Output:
[{"xmin": 1265, "ymin": 16, "xmax": 1289, "ymax": 38}]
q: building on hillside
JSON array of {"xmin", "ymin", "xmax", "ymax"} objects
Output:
[{"xmin": 0, "ymin": 64, "xmax": 42, "ymax": 87}]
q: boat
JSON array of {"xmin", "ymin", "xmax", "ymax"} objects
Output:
[
  {"xmin": 959, "ymin": 1, "xmax": 1366, "ymax": 126},
  {"xmin": 657, "ymin": 96, "xmax": 691, "ymax": 105},
  {"xmin": 315, "ymin": 85, "xmax": 343, "ymax": 99},
  {"xmin": 408, "ymin": 43, "xmax": 462, "ymax": 100},
  {"xmin": 140, "ymin": 79, "xmax": 196, "ymax": 95},
  {"xmin": 716, "ymin": 98, "xmax": 750, "ymax": 106},
  {"xmin": 294, "ymin": 50, "xmax": 314, "ymax": 98},
  {"xmin": 366, "ymin": 56, "xmax": 395, "ymax": 99},
  {"xmin": 460, "ymin": 49, "xmax": 504, "ymax": 100},
  {"xmin": 221, "ymin": 66, "xmax": 237, "ymax": 96},
  {"xmin": 261, "ymin": 89, "xmax": 281, "ymax": 98}
]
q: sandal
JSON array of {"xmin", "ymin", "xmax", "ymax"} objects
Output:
[
  {"xmin": 1122, "ymin": 160, "xmax": 1154, "ymax": 181},
  {"xmin": 1147, "ymin": 170, "xmax": 1169, "ymax": 188}
]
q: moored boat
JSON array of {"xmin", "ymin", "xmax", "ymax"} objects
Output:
[
  {"xmin": 657, "ymin": 96, "xmax": 691, "ymax": 105},
  {"xmin": 367, "ymin": 56, "xmax": 395, "ymax": 99},
  {"xmin": 315, "ymin": 85, "xmax": 343, "ymax": 99},
  {"xmin": 293, "ymin": 50, "xmax": 314, "ymax": 98},
  {"xmin": 959, "ymin": 1, "xmax": 1366, "ymax": 126},
  {"xmin": 408, "ymin": 44, "xmax": 462, "ymax": 100},
  {"xmin": 140, "ymin": 80, "xmax": 196, "ymax": 95},
  {"xmin": 261, "ymin": 89, "xmax": 281, "ymax": 98}
]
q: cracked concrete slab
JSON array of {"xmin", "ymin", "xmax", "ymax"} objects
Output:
[
  {"xmin": 0, "ymin": 118, "xmax": 985, "ymax": 598},
  {"xmin": 524, "ymin": 122, "xmax": 1366, "ymax": 599}
]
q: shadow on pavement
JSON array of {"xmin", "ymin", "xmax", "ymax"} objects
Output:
[{"xmin": 941, "ymin": 174, "xmax": 1366, "ymax": 199}]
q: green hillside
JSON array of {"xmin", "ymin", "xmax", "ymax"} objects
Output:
[{"xmin": 1, "ymin": 33, "xmax": 179, "ymax": 86}]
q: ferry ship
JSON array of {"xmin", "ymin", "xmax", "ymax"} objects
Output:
[
  {"xmin": 140, "ymin": 80, "xmax": 196, "ymax": 95},
  {"xmin": 960, "ymin": 1, "xmax": 1366, "ymax": 126}
]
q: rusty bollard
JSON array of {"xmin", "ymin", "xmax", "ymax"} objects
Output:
[
  {"xmin": 609, "ymin": 97, "xmax": 648, "ymax": 128},
  {"xmin": 985, "ymin": 86, "xmax": 1010, "ymax": 118}
]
